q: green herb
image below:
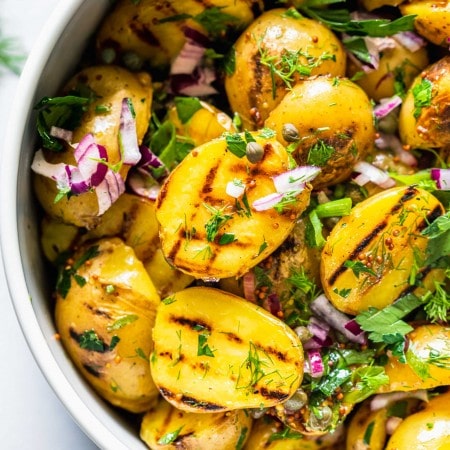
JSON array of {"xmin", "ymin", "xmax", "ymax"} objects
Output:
[
  {"xmin": 219, "ymin": 233, "xmax": 236, "ymax": 245},
  {"xmin": 109, "ymin": 335, "xmax": 120, "ymax": 350},
  {"xmin": 0, "ymin": 33, "xmax": 25, "ymax": 75},
  {"xmin": 287, "ymin": 268, "xmax": 318, "ymax": 300},
  {"xmin": 259, "ymin": 127, "xmax": 276, "ymax": 139},
  {"xmin": 135, "ymin": 347, "xmax": 148, "ymax": 361},
  {"xmin": 307, "ymin": 140, "xmax": 335, "ymax": 166},
  {"xmin": 423, "ymin": 280, "xmax": 450, "ymax": 323},
  {"xmin": 333, "ymin": 287, "xmax": 351, "ymax": 298},
  {"xmin": 174, "ymin": 96, "xmax": 203, "ymax": 124},
  {"xmin": 317, "ymin": 367, "xmax": 352, "ymax": 396},
  {"xmin": 257, "ymin": 239, "xmax": 268, "ymax": 256},
  {"xmin": 235, "ymin": 427, "xmax": 249, "ymax": 449},
  {"xmin": 340, "ymin": 348, "xmax": 376, "ymax": 366},
  {"xmin": 273, "ymin": 191, "xmax": 300, "ymax": 213},
  {"xmin": 426, "ymin": 423, "xmax": 434, "ymax": 430},
  {"xmin": 157, "ymin": 426, "xmax": 184, "ymax": 445},
  {"xmin": 406, "ymin": 347, "xmax": 430, "ymax": 380},
  {"xmin": 197, "ymin": 334, "xmax": 215, "ymax": 357},
  {"xmin": 306, "ymin": 209, "xmax": 326, "ymax": 248},
  {"xmin": 412, "ymin": 78, "xmax": 433, "ymax": 119},
  {"xmin": 342, "ymin": 36, "xmax": 371, "ymax": 65},
  {"xmin": 105, "ymin": 284, "xmax": 115, "ymax": 294},
  {"xmin": 56, "ymin": 245, "xmax": 100, "ymax": 298},
  {"xmin": 107, "ymin": 314, "xmax": 139, "ymax": 331},
  {"xmin": 268, "ymin": 425, "xmax": 303, "ymax": 442},
  {"xmin": 387, "ymin": 400, "xmax": 408, "ymax": 418},
  {"xmin": 225, "ymin": 132, "xmax": 248, "ymax": 158},
  {"xmin": 422, "ymin": 211, "xmax": 450, "ymax": 266},
  {"xmin": 162, "ymin": 296, "xmax": 177, "ymax": 305},
  {"xmin": 79, "ymin": 330, "xmax": 105, "ymax": 351},
  {"xmin": 315, "ymin": 197, "xmax": 352, "ymax": 218},
  {"xmin": 204, "ymin": 204, "xmax": 233, "ymax": 242},
  {"xmin": 363, "ymin": 421, "xmax": 375, "ymax": 446},
  {"xmin": 235, "ymin": 193, "xmax": 252, "ymax": 217},
  {"xmin": 344, "ymin": 260, "xmax": 377, "ymax": 278},
  {"xmin": 223, "ymin": 45, "xmax": 236, "ymax": 76},
  {"xmin": 343, "ymin": 366, "xmax": 389, "ymax": 403}
]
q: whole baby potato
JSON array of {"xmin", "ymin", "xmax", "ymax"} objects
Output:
[
  {"xmin": 400, "ymin": 0, "xmax": 450, "ymax": 47},
  {"xmin": 225, "ymin": 8, "xmax": 346, "ymax": 129},
  {"xmin": 265, "ymin": 76, "xmax": 375, "ymax": 188},
  {"xmin": 399, "ymin": 56, "xmax": 450, "ymax": 151},
  {"xmin": 346, "ymin": 39, "xmax": 429, "ymax": 101},
  {"xmin": 33, "ymin": 65, "xmax": 152, "ymax": 229},
  {"xmin": 55, "ymin": 237, "xmax": 160, "ymax": 413},
  {"xmin": 96, "ymin": 0, "xmax": 264, "ymax": 70}
]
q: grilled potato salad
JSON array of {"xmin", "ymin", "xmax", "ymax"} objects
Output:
[{"xmin": 30, "ymin": 0, "xmax": 450, "ymax": 448}]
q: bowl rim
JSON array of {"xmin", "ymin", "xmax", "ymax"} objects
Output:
[{"xmin": 0, "ymin": 1, "xmax": 130, "ymax": 448}]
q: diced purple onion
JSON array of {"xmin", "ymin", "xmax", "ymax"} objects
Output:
[
  {"xmin": 183, "ymin": 26, "xmax": 210, "ymax": 48},
  {"xmin": 307, "ymin": 316, "xmax": 330, "ymax": 343},
  {"xmin": 243, "ymin": 271, "xmax": 256, "ymax": 302},
  {"xmin": 375, "ymin": 133, "xmax": 418, "ymax": 167},
  {"xmin": 31, "ymin": 149, "xmax": 71, "ymax": 189},
  {"xmin": 272, "ymin": 166, "xmax": 321, "ymax": 193},
  {"xmin": 96, "ymin": 169, "xmax": 125, "ymax": 215},
  {"xmin": 373, "ymin": 95, "xmax": 402, "ymax": 119},
  {"xmin": 49, "ymin": 125, "xmax": 73, "ymax": 143},
  {"xmin": 370, "ymin": 390, "xmax": 428, "ymax": 412},
  {"xmin": 127, "ymin": 168, "xmax": 161, "ymax": 200},
  {"xmin": 307, "ymin": 349, "xmax": 325, "ymax": 378},
  {"xmin": 171, "ymin": 67, "xmax": 218, "ymax": 97},
  {"xmin": 263, "ymin": 293, "xmax": 282, "ymax": 316},
  {"xmin": 138, "ymin": 145, "xmax": 169, "ymax": 180},
  {"xmin": 353, "ymin": 161, "xmax": 396, "ymax": 189},
  {"xmin": 431, "ymin": 168, "xmax": 450, "ymax": 190},
  {"xmin": 303, "ymin": 335, "xmax": 333, "ymax": 350},
  {"xmin": 119, "ymin": 98, "xmax": 141, "ymax": 166},
  {"xmin": 393, "ymin": 31, "xmax": 427, "ymax": 53},
  {"xmin": 170, "ymin": 39, "xmax": 206, "ymax": 75},
  {"xmin": 252, "ymin": 192, "xmax": 285, "ymax": 211},
  {"xmin": 74, "ymin": 134, "xmax": 108, "ymax": 187},
  {"xmin": 310, "ymin": 294, "xmax": 367, "ymax": 345},
  {"xmin": 344, "ymin": 319, "xmax": 363, "ymax": 336}
]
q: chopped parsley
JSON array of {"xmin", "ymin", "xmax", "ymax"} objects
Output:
[
  {"xmin": 344, "ymin": 260, "xmax": 377, "ymax": 278},
  {"xmin": 78, "ymin": 330, "xmax": 120, "ymax": 352},
  {"xmin": 174, "ymin": 96, "xmax": 203, "ymax": 124},
  {"xmin": 107, "ymin": 314, "xmax": 139, "ymax": 331},
  {"xmin": 307, "ymin": 140, "xmax": 335, "ymax": 166},
  {"xmin": 224, "ymin": 131, "xmax": 256, "ymax": 158},
  {"xmin": 412, "ymin": 78, "xmax": 433, "ymax": 119},
  {"xmin": 363, "ymin": 421, "xmax": 375, "ymax": 446},
  {"xmin": 157, "ymin": 426, "xmax": 184, "ymax": 445},
  {"xmin": 197, "ymin": 334, "xmax": 215, "ymax": 357},
  {"xmin": 203, "ymin": 203, "xmax": 233, "ymax": 242}
]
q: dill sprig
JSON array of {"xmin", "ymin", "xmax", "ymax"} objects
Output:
[{"xmin": 0, "ymin": 33, "xmax": 25, "ymax": 75}]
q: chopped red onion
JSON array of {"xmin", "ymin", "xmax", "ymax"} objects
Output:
[
  {"xmin": 272, "ymin": 166, "xmax": 321, "ymax": 193},
  {"xmin": 344, "ymin": 319, "xmax": 363, "ymax": 336},
  {"xmin": 31, "ymin": 149, "xmax": 71, "ymax": 189},
  {"xmin": 252, "ymin": 192, "xmax": 285, "ymax": 211},
  {"xmin": 393, "ymin": 31, "xmax": 427, "ymax": 53},
  {"xmin": 96, "ymin": 169, "xmax": 125, "ymax": 215},
  {"xmin": 307, "ymin": 316, "xmax": 330, "ymax": 343},
  {"xmin": 375, "ymin": 133, "xmax": 418, "ymax": 167},
  {"xmin": 171, "ymin": 67, "xmax": 218, "ymax": 97},
  {"xmin": 373, "ymin": 95, "xmax": 402, "ymax": 119},
  {"xmin": 49, "ymin": 125, "xmax": 73, "ymax": 143},
  {"xmin": 127, "ymin": 168, "xmax": 161, "ymax": 200},
  {"xmin": 263, "ymin": 293, "xmax": 281, "ymax": 316},
  {"xmin": 303, "ymin": 335, "xmax": 333, "ymax": 350},
  {"xmin": 226, "ymin": 180, "xmax": 245, "ymax": 198},
  {"xmin": 353, "ymin": 161, "xmax": 396, "ymax": 189},
  {"xmin": 138, "ymin": 145, "xmax": 169, "ymax": 180},
  {"xmin": 183, "ymin": 26, "xmax": 210, "ymax": 48},
  {"xmin": 243, "ymin": 271, "xmax": 256, "ymax": 302},
  {"xmin": 119, "ymin": 98, "xmax": 141, "ymax": 166},
  {"xmin": 307, "ymin": 349, "xmax": 325, "ymax": 378},
  {"xmin": 370, "ymin": 390, "xmax": 428, "ymax": 412},
  {"xmin": 431, "ymin": 168, "xmax": 450, "ymax": 190},
  {"xmin": 310, "ymin": 294, "xmax": 367, "ymax": 345},
  {"xmin": 170, "ymin": 39, "xmax": 206, "ymax": 75}
]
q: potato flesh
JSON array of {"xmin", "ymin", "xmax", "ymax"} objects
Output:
[
  {"xmin": 155, "ymin": 132, "xmax": 312, "ymax": 279},
  {"xmin": 140, "ymin": 397, "xmax": 252, "ymax": 450},
  {"xmin": 321, "ymin": 186, "xmax": 445, "ymax": 315},
  {"xmin": 150, "ymin": 287, "xmax": 304, "ymax": 412}
]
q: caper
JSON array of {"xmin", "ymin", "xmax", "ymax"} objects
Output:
[
  {"xmin": 284, "ymin": 388, "xmax": 307, "ymax": 412},
  {"xmin": 122, "ymin": 51, "xmax": 144, "ymax": 71},
  {"xmin": 294, "ymin": 326, "xmax": 312, "ymax": 343},
  {"xmin": 282, "ymin": 123, "xmax": 300, "ymax": 142},
  {"xmin": 246, "ymin": 141, "xmax": 264, "ymax": 163},
  {"xmin": 101, "ymin": 48, "xmax": 116, "ymax": 64},
  {"xmin": 308, "ymin": 405, "xmax": 333, "ymax": 431}
]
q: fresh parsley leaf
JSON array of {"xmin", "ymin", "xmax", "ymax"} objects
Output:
[
  {"xmin": 225, "ymin": 132, "xmax": 247, "ymax": 158},
  {"xmin": 79, "ymin": 330, "xmax": 105, "ymax": 352},
  {"xmin": 422, "ymin": 211, "xmax": 450, "ymax": 266},
  {"xmin": 307, "ymin": 140, "xmax": 334, "ymax": 166},
  {"xmin": 162, "ymin": 296, "xmax": 177, "ymax": 305},
  {"xmin": 363, "ymin": 421, "xmax": 375, "ymax": 446},
  {"xmin": 197, "ymin": 334, "xmax": 215, "ymax": 357},
  {"xmin": 157, "ymin": 426, "xmax": 184, "ymax": 445},
  {"xmin": 342, "ymin": 36, "xmax": 371, "ymax": 65},
  {"xmin": 193, "ymin": 7, "xmax": 240, "ymax": 37},
  {"xmin": 236, "ymin": 427, "xmax": 249, "ymax": 450},
  {"xmin": 204, "ymin": 204, "xmax": 233, "ymax": 242},
  {"xmin": 344, "ymin": 260, "xmax": 377, "ymax": 278},
  {"xmin": 223, "ymin": 45, "xmax": 236, "ymax": 76},
  {"xmin": 219, "ymin": 232, "xmax": 236, "ymax": 245},
  {"xmin": 412, "ymin": 78, "xmax": 433, "ymax": 119},
  {"xmin": 343, "ymin": 366, "xmax": 389, "ymax": 403},
  {"xmin": 317, "ymin": 367, "xmax": 352, "ymax": 396},
  {"xmin": 107, "ymin": 315, "xmax": 139, "ymax": 331},
  {"xmin": 406, "ymin": 346, "xmax": 430, "ymax": 380},
  {"xmin": 174, "ymin": 96, "xmax": 203, "ymax": 124}
]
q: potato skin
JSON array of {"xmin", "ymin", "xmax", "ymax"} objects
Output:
[
  {"xmin": 400, "ymin": 0, "xmax": 450, "ymax": 47},
  {"xmin": 346, "ymin": 40, "xmax": 429, "ymax": 101},
  {"xmin": 265, "ymin": 76, "xmax": 375, "ymax": 189},
  {"xmin": 33, "ymin": 65, "xmax": 152, "ymax": 228},
  {"xmin": 55, "ymin": 237, "xmax": 160, "ymax": 413},
  {"xmin": 399, "ymin": 56, "xmax": 450, "ymax": 150},
  {"xmin": 386, "ymin": 390, "xmax": 450, "ymax": 449},
  {"xmin": 140, "ymin": 397, "xmax": 252, "ymax": 449},
  {"xmin": 225, "ymin": 8, "xmax": 346, "ymax": 129},
  {"xmin": 96, "ymin": 0, "xmax": 263, "ymax": 70}
]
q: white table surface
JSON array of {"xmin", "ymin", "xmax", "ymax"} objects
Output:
[{"xmin": 0, "ymin": 0, "xmax": 99, "ymax": 448}]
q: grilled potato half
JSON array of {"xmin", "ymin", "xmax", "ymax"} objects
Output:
[
  {"xmin": 155, "ymin": 131, "xmax": 312, "ymax": 280},
  {"xmin": 150, "ymin": 287, "xmax": 304, "ymax": 413},
  {"xmin": 321, "ymin": 186, "xmax": 445, "ymax": 315},
  {"xmin": 55, "ymin": 237, "xmax": 160, "ymax": 413},
  {"xmin": 140, "ymin": 397, "xmax": 252, "ymax": 449}
]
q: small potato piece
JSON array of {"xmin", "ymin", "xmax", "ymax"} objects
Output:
[
  {"xmin": 346, "ymin": 400, "xmax": 387, "ymax": 450},
  {"xmin": 40, "ymin": 216, "xmax": 79, "ymax": 263},
  {"xmin": 225, "ymin": 8, "xmax": 346, "ymax": 129},
  {"xmin": 380, "ymin": 324, "xmax": 450, "ymax": 393},
  {"xmin": 400, "ymin": 0, "xmax": 450, "ymax": 47},
  {"xmin": 321, "ymin": 186, "xmax": 445, "ymax": 315},
  {"xmin": 346, "ymin": 40, "xmax": 429, "ymax": 101},
  {"xmin": 33, "ymin": 65, "xmax": 152, "ymax": 228},
  {"xmin": 96, "ymin": 0, "xmax": 263, "ymax": 70},
  {"xmin": 167, "ymin": 100, "xmax": 236, "ymax": 147},
  {"xmin": 150, "ymin": 287, "xmax": 304, "ymax": 413},
  {"xmin": 140, "ymin": 397, "xmax": 252, "ymax": 449},
  {"xmin": 265, "ymin": 76, "xmax": 375, "ymax": 188},
  {"xmin": 155, "ymin": 132, "xmax": 312, "ymax": 280},
  {"xmin": 55, "ymin": 238, "xmax": 160, "ymax": 413},
  {"xmin": 385, "ymin": 390, "xmax": 450, "ymax": 449},
  {"xmin": 399, "ymin": 56, "xmax": 450, "ymax": 150}
]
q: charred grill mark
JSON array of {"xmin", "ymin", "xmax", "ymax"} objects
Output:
[
  {"xmin": 255, "ymin": 342, "xmax": 289, "ymax": 363},
  {"xmin": 202, "ymin": 164, "xmax": 220, "ymax": 195},
  {"xmin": 222, "ymin": 331, "xmax": 243, "ymax": 344},
  {"xmin": 180, "ymin": 394, "xmax": 225, "ymax": 411},
  {"xmin": 167, "ymin": 238, "xmax": 182, "ymax": 264},
  {"xmin": 130, "ymin": 22, "xmax": 160, "ymax": 47},
  {"xmin": 416, "ymin": 205, "xmax": 444, "ymax": 232},
  {"xmin": 258, "ymin": 387, "xmax": 289, "ymax": 401},
  {"xmin": 329, "ymin": 221, "xmax": 388, "ymax": 285},
  {"xmin": 170, "ymin": 315, "xmax": 212, "ymax": 332},
  {"xmin": 85, "ymin": 304, "xmax": 113, "ymax": 319},
  {"xmin": 390, "ymin": 186, "xmax": 418, "ymax": 214},
  {"xmin": 83, "ymin": 364, "xmax": 101, "ymax": 378}
]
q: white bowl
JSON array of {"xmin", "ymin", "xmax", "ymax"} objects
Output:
[{"xmin": 0, "ymin": 1, "xmax": 147, "ymax": 448}]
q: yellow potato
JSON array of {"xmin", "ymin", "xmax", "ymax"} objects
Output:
[
  {"xmin": 361, "ymin": 0, "xmax": 405, "ymax": 10},
  {"xmin": 225, "ymin": 8, "xmax": 346, "ymax": 129},
  {"xmin": 399, "ymin": 55, "xmax": 450, "ymax": 150},
  {"xmin": 33, "ymin": 65, "xmax": 152, "ymax": 228},
  {"xmin": 265, "ymin": 76, "xmax": 375, "ymax": 189},
  {"xmin": 150, "ymin": 287, "xmax": 304, "ymax": 412},
  {"xmin": 55, "ymin": 237, "xmax": 160, "ymax": 413},
  {"xmin": 96, "ymin": 0, "xmax": 263, "ymax": 70},
  {"xmin": 321, "ymin": 186, "xmax": 445, "ymax": 315},
  {"xmin": 155, "ymin": 131, "xmax": 312, "ymax": 279},
  {"xmin": 386, "ymin": 390, "xmax": 450, "ymax": 449},
  {"xmin": 140, "ymin": 397, "xmax": 252, "ymax": 449},
  {"xmin": 400, "ymin": 0, "xmax": 450, "ymax": 47}
]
